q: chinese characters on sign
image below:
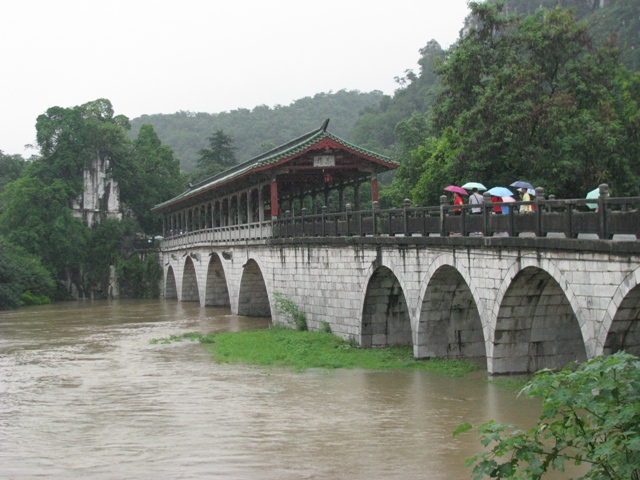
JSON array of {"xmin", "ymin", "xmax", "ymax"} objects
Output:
[{"xmin": 313, "ymin": 155, "xmax": 335, "ymax": 167}]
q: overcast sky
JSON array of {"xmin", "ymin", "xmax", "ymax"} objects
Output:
[{"xmin": 1, "ymin": 0, "xmax": 471, "ymax": 156}]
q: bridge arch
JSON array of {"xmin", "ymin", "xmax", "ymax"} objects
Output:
[
  {"xmin": 360, "ymin": 265, "xmax": 412, "ymax": 348},
  {"xmin": 204, "ymin": 253, "xmax": 230, "ymax": 307},
  {"xmin": 165, "ymin": 265, "xmax": 177, "ymax": 300},
  {"xmin": 415, "ymin": 257, "xmax": 485, "ymax": 364},
  {"xmin": 491, "ymin": 262, "xmax": 586, "ymax": 374},
  {"xmin": 237, "ymin": 258, "xmax": 271, "ymax": 317},
  {"xmin": 600, "ymin": 267, "xmax": 640, "ymax": 356},
  {"xmin": 181, "ymin": 256, "xmax": 200, "ymax": 303}
]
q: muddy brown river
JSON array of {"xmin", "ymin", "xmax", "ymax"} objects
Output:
[{"xmin": 0, "ymin": 299, "xmax": 576, "ymax": 479}]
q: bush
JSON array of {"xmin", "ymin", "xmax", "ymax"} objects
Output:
[
  {"xmin": 455, "ymin": 352, "xmax": 640, "ymax": 479},
  {"xmin": 0, "ymin": 236, "xmax": 54, "ymax": 309},
  {"xmin": 272, "ymin": 291, "xmax": 307, "ymax": 331},
  {"xmin": 20, "ymin": 290, "xmax": 51, "ymax": 306}
]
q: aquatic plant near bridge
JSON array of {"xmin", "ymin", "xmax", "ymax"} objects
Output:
[
  {"xmin": 150, "ymin": 328, "xmax": 479, "ymax": 376},
  {"xmin": 208, "ymin": 327, "xmax": 478, "ymax": 376},
  {"xmin": 455, "ymin": 352, "xmax": 640, "ymax": 479},
  {"xmin": 272, "ymin": 291, "xmax": 307, "ymax": 331}
]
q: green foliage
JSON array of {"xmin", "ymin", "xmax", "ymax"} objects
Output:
[
  {"xmin": 459, "ymin": 352, "xmax": 640, "ymax": 479},
  {"xmin": 349, "ymin": 40, "xmax": 446, "ymax": 154},
  {"xmin": 272, "ymin": 291, "xmax": 307, "ymax": 331},
  {"xmin": 190, "ymin": 129, "xmax": 237, "ymax": 183},
  {"xmin": 0, "ymin": 176, "xmax": 88, "ymax": 291},
  {"xmin": 128, "ymin": 90, "xmax": 385, "ymax": 171},
  {"xmin": 0, "ymin": 99, "xmax": 184, "ymax": 300},
  {"xmin": 19, "ymin": 291, "xmax": 51, "ymax": 306},
  {"xmin": 115, "ymin": 124, "xmax": 185, "ymax": 234},
  {"xmin": 496, "ymin": 0, "xmax": 640, "ymax": 72},
  {"xmin": 204, "ymin": 327, "xmax": 478, "ymax": 375},
  {"xmin": 82, "ymin": 218, "xmax": 132, "ymax": 296},
  {"xmin": 403, "ymin": 2, "xmax": 640, "ymax": 200},
  {"xmin": 149, "ymin": 332, "xmax": 216, "ymax": 344},
  {"xmin": 0, "ymin": 236, "xmax": 54, "ymax": 310},
  {"xmin": 33, "ymin": 98, "xmax": 130, "ymax": 200},
  {"xmin": 0, "ymin": 151, "xmax": 27, "ymax": 194},
  {"xmin": 117, "ymin": 252, "xmax": 163, "ymax": 299}
]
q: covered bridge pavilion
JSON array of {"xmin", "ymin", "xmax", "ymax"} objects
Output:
[{"xmin": 152, "ymin": 120, "xmax": 399, "ymax": 245}]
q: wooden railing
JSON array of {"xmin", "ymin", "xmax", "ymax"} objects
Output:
[
  {"xmin": 271, "ymin": 193, "xmax": 640, "ymax": 240},
  {"xmin": 161, "ymin": 221, "xmax": 272, "ymax": 249},
  {"xmin": 159, "ymin": 186, "xmax": 640, "ymax": 250}
]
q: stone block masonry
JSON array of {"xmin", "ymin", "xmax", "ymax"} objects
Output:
[{"xmin": 160, "ymin": 236, "xmax": 640, "ymax": 374}]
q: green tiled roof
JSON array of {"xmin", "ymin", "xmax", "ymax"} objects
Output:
[{"xmin": 152, "ymin": 120, "xmax": 397, "ymax": 212}]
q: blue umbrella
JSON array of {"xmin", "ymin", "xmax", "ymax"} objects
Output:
[
  {"xmin": 511, "ymin": 181, "xmax": 534, "ymax": 190},
  {"xmin": 487, "ymin": 186, "xmax": 514, "ymax": 197}
]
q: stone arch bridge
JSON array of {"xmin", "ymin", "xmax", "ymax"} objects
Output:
[{"xmin": 160, "ymin": 236, "xmax": 640, "ymax": 374}]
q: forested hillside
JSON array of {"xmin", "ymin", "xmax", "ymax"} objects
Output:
[
  {"xmin": 348, "ymin": 0, "xmax": 639, "ymax": 157},
  {"xmin": 498, "ymin": 0, "xmax": 640, "ymax": 71},
  {"xmin": 0, "ymin": 99, "xmax": 184, "ymax": 307},
  {"xmin": 129, "ymin": 90, "xmax": 384, "ymax": 172},
  {"xmin": 379, "ymin": 1, "xmax": 640, "ymax": 209}
]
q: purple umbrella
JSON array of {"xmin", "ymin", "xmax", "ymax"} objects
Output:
[
  {"xmin": 444, "ymin": 185, "xmax": 468, "ymax": 195},
  {"xmin": 510, "ymin": 181, "xmax": 534, "ymax": 190}
]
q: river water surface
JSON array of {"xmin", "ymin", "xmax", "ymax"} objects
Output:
[{"xmin": 1, "ymin": 300, "xmax": 567, "ymax": 479}]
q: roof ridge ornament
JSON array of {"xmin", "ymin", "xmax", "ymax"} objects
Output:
[{"xmin": 321, "ymin": 118, "xmax": 330, "ymax": 132}]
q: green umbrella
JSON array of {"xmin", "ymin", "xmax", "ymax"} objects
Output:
[
  {"xmin": 586, "ymin": 187, "xmax": 600, "ymax": 210},
  {"xmin": 461, "ymin": 182, "xmax": 487, "ymax": 191}
]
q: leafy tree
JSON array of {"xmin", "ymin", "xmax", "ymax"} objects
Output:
[
  {"xmin": 0, "ymin": 151, "xmax": 27, "ymax": 194},
  {"xmin": 494, "ymin": 0, "xmax": 640, "ymax": 72},
  {"xmin": 82, "ymin": 218, "xmax": 133, "ymax": 296},
  {"xmin": 0, "ymin": 176, "xmax": 88, "ymax": 298},
  {"xmin": 114, "ymin": 124, "xmax": 185, "ymax": 233},
  {"xmin": 32, "ymin": 98, "xmax": 130, "ymax": 201},
  {"xmin": 379, "ymin": 113, "xmax": 432, "ymax": 207},
  {"xmin": 0, "ymin": 236, "xmax": 54, "ymax": 309},
  {"xmin": 456, "ymin": 352, "xmax": 640, "ymax": 479},
  {"xmin": 117, "ymin": 252, "xmax": 162, "ymax": 299},
  {"xmin": 195, "ymin": 129, "xmax": 237, "ymax": 178},
  {"xmin": 0, "ymin": 100, "xmax": 181, "ymax": 299},
  {"xmin": 350, "ymin": 40, "xmax": 446, "ymax": 154},
  {"xmin": 411, "ymin": 1, "xmax": 640, "ymax": 201},
  {"xmin": 128, "ymin": 90, "xmax": 385, "ymax": 171}
]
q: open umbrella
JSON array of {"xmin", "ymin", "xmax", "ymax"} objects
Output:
[
  {"xmin": 511, "ymin": 181, "xmax": 534, "ymax": 190},
  {"xmin": 586, "ymin": 187, "xmax": 601, "ymax": 210},
  {"xmin": 461, "ymin": 182, "xmax": 487, "ymax": 191},
  {"xmin": 527, "ymin": 188, "xmax": 536, "ymax": 196},
  {"xmin": 487, "ymin": 186, "xmax": 514, "ymax": 197},
  {"xmin": 501, "ymin": 196, "xmax": 515, "ymax": 215},
  {"xmin": 444, "ymin": 185, "xmax": 468, "ymax": 195}
]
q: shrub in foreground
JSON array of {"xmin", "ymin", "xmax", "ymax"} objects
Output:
[{"xmin": 455, "ymin": 352, "xmax": 640, "ymax": 479}]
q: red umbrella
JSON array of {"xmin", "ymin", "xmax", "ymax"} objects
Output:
[{"xmin": 444, "ymin": 185, "xmax": 468, "ymax": 195}]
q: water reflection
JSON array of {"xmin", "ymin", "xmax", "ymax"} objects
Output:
[{"xmin": 0, "ymin": 300, "xmax": 573, "ymax": 479}]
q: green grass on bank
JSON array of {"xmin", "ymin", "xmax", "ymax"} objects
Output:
[{"xmin": 150, "ymin": 327, "xmax": 478, "ymax": 377}]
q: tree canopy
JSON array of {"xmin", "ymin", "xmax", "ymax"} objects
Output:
[
  {"xmin": 457, "ymin": 352, "xmax": 640, "ymax": 479},
  {"xmin": 191, "ymin": 129, "xmax": 237, "ymax": 183},
  {"xmin": 0, "ymin": 99, "xmax": 183, "ymax": 301},
  {"xmin": 387, "ymin": 1, "xmax": 640, "ymax": 207},
  {"xmin": 128, "ymin": 90, "xmax": 385, "ymax": 171}
]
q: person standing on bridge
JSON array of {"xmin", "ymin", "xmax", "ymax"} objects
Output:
[
  {"xmin": 453, "ymin": 192, "xmax": 463, "ymax": 215},
  {"xmin": 519, "ymin": 188, "xmax": 532, "ymax": 213},
  {"xmin": 469, "ymin": 188, "xmax": 484, "ymax": 214}
]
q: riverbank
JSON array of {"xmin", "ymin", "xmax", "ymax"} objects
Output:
[{"xmin": 153, "ymin": 326, "xmax": 479, "ymax": 377}]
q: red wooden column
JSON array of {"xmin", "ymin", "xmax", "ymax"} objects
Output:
[
  {"xmin": 270, "ymin": 176, "xmax": 279, "ymax": 218},
  {"xmin": 371, "ymin": 173, "xmax": 379, "ymax": 203}
]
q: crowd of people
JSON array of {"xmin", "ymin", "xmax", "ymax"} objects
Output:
[{"xmin": 450, "ymin": 186, "xmax": 534, "ymax": 215}]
